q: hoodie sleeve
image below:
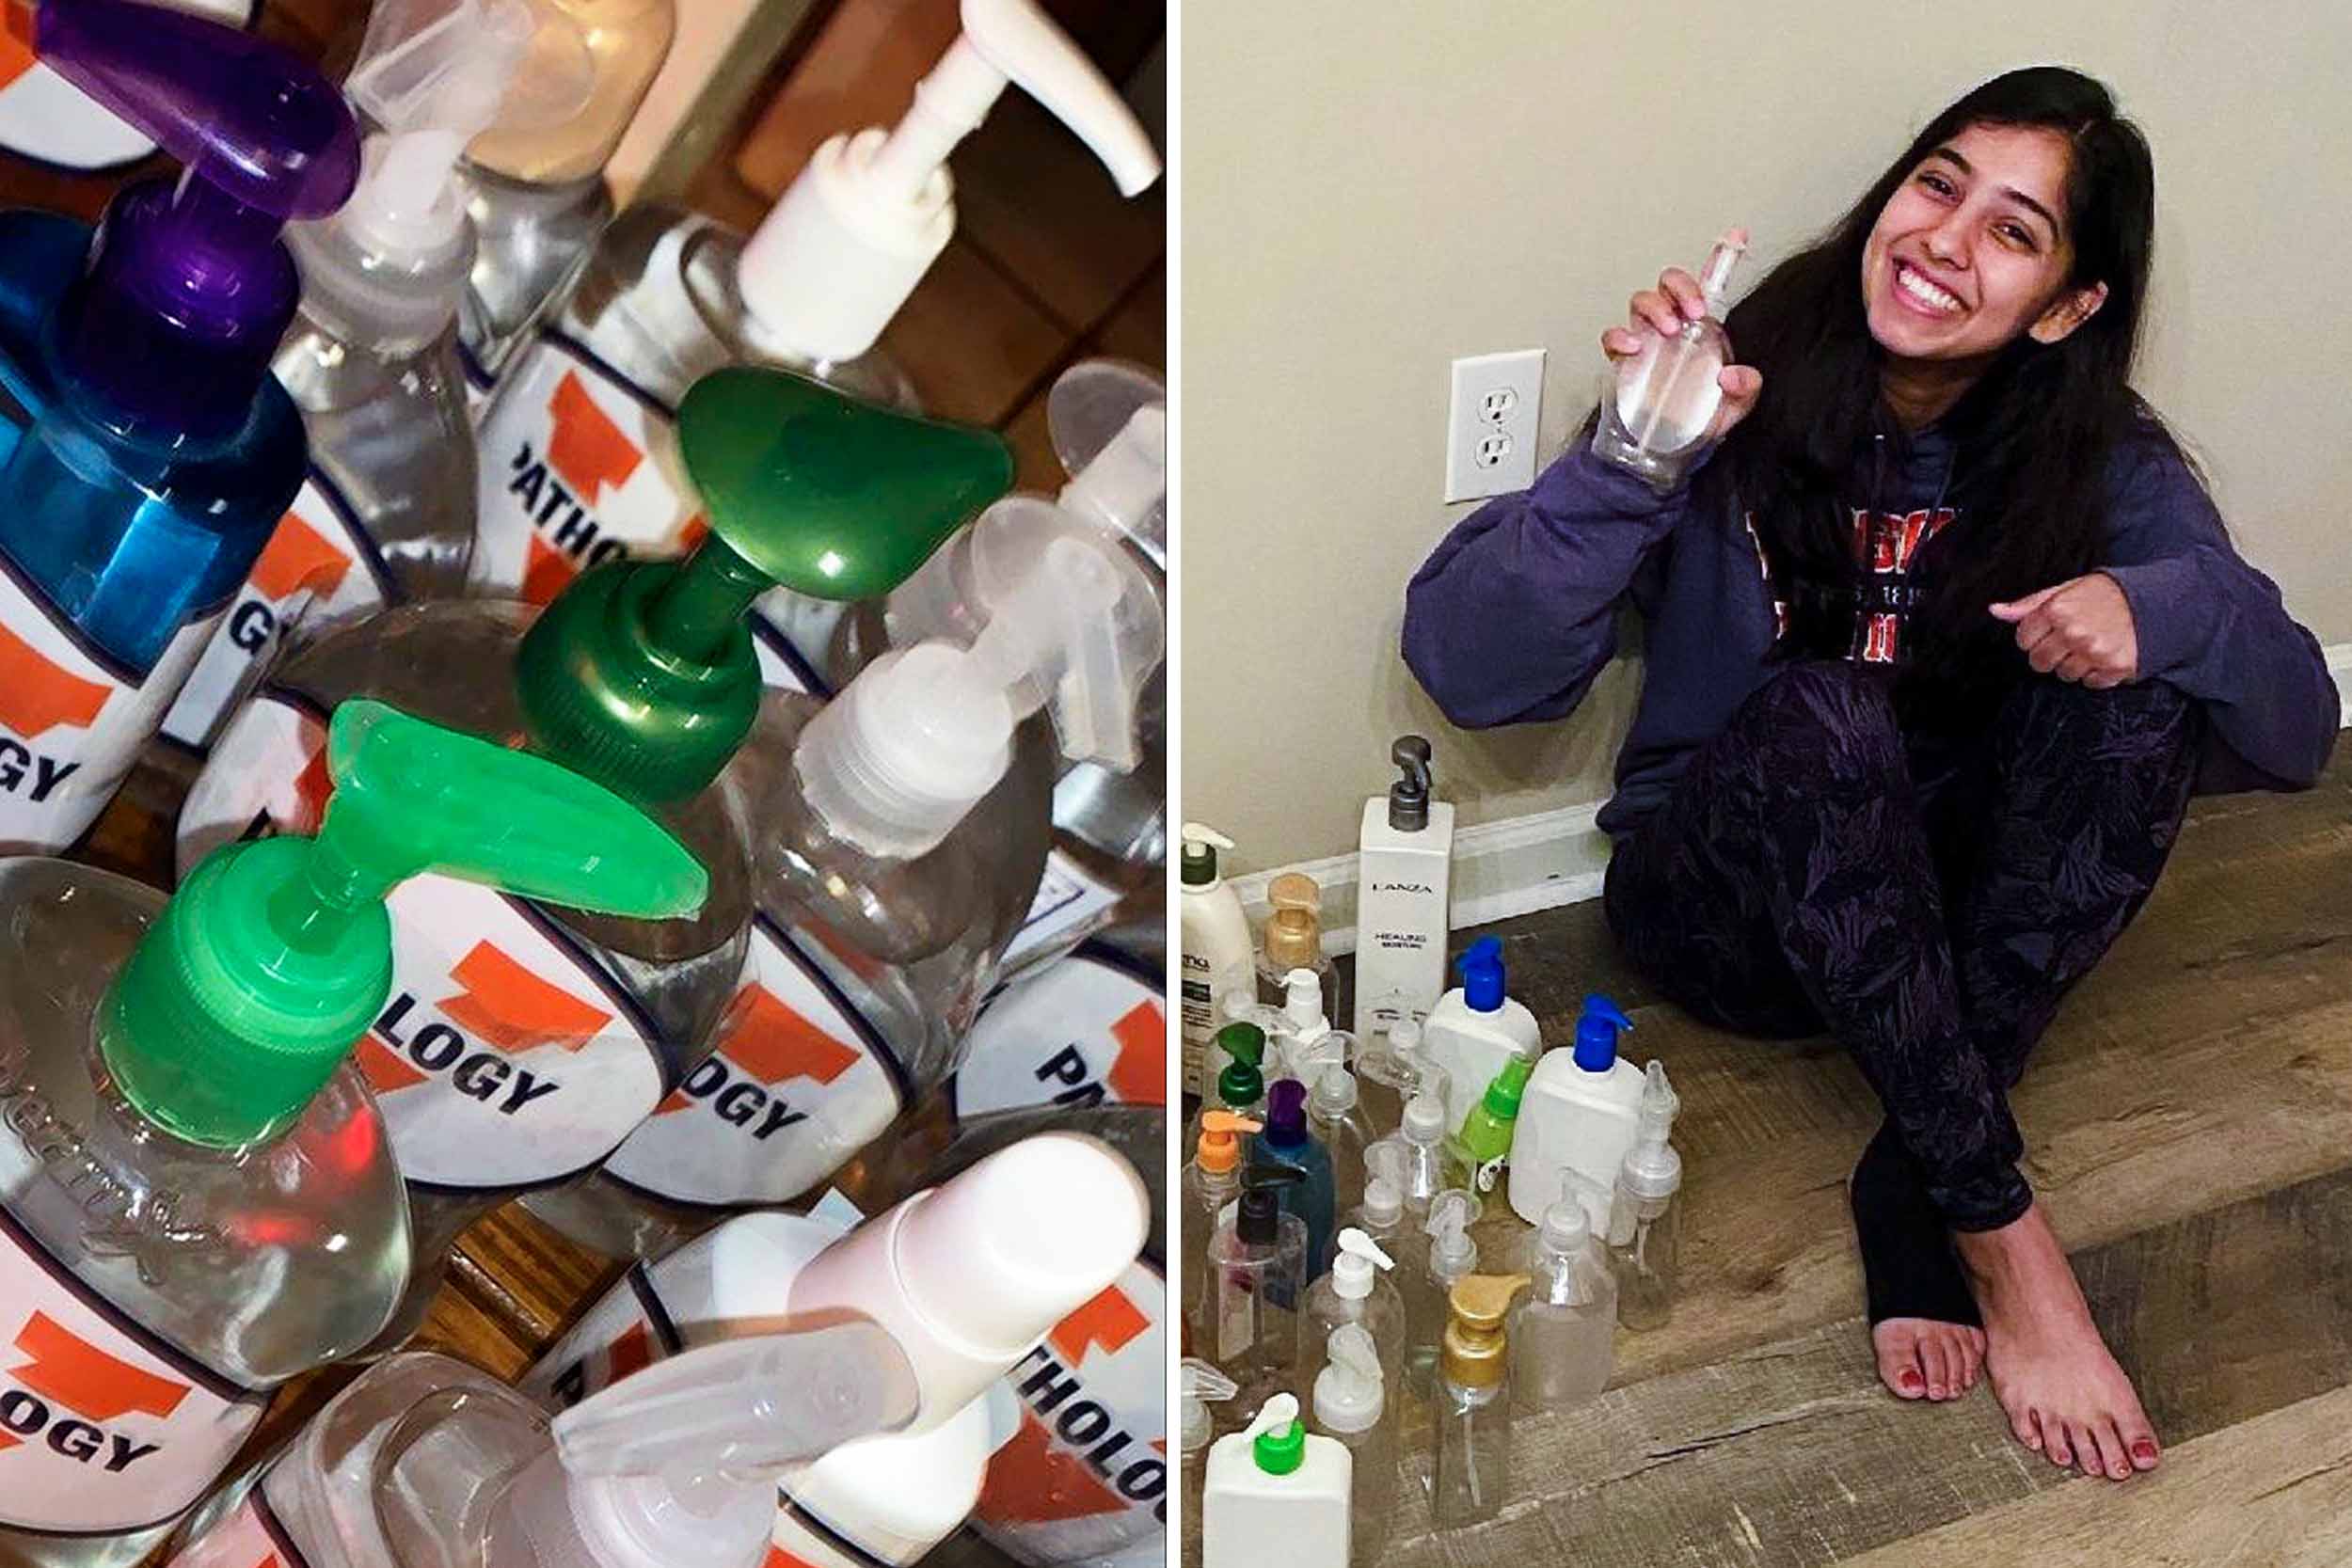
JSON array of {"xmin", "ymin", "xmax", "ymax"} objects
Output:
[
  {"xmin": 2098, "ymin": 434, "xmax": 2339, "ymax": 789},
  {"xmin": 1403, "ymin": 442, "xmax": 1695, "ymax": 727}
]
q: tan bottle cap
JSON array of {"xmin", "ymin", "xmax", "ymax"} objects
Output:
[
  {"xmin": 1263, "ymin": 907, "xmax": 1322, "ymax": 971},
  {"xmin": 1267, "ymin": 872, "xmax": 1321, "ymax": 914},
  {"xmin": 1441, "ymin": 1272, "xmax": 1531, "ymax": 1388}
]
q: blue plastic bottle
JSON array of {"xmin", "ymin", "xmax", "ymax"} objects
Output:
[
  {"xmin": 1260, "ymin": 1076, "xmax": 1339, "ymax": 1280},
  {"xmin": 0, "ymin": 0, "xmax": 356, "ymax": 850}
]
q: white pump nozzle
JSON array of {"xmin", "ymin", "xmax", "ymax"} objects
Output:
[
  {"xmin": 1183, "ymin": 823, "xmax": 1234, "ymax": 854},
  {"xmin": 1539, "ymin": 1169, "xmax": 1599, "ymax": 1255},
  {"xmin": 1359, "ymin": 1174, "xmax": 1405, "ymax": 1229},
  {"xmin": 1620, "ymin": 1060, "xmax": 1685, "ymax": 1201},
  {"xmin": 1425, "ymin": 1190, "xmax": 1477, "ymax": 1279},
  {"xmin": 1180, "ymin": 1357, "xmax": 1239, "ymax": 1453},
  {"xmin": 1313, "ymin": 1323, "xmax": 1386, "ymax": 1434},
  {"xmin": 1057, "ymin": 396, "xmax": 1168, "ymax": 569},
  {"xmin": 1242, "ymin": 1393, "xmax": 1301, "ymax": 1446},
  {"xmin": 1330, "ymin": 1227, "xmax": 1395, "ymax": 1302},
  {"xmin": 1402, "ymin": 1090, "xmax": 1448, "ymax": 1147},
  {"xmin": 485, "ymin": 1323, "xmax": 919, "ymax": 1568},
  {"xmin": 738, "ymin": 0, "xmax": 1162, "ymax": 362},
  {"xmin": 1282, "ymin": 968, "xmax": 1327, "ymax": 1034},
  {"xmin": 1308, "ymin": 1050, "xmax": 1361, "ymax": 1117}
]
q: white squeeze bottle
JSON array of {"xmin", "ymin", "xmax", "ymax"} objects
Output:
[
  {"xmin": 1592, "ymin": 229, "xmax": 1749, "ymax": 490},
  {"xmin": 1353, "ymin": 736, "xmax": 1454, "ymax": 1033},
  {"xmin": 1310, "ymin": 1325, "xmax": 1395, "ymax": 1568},
  {"xmin": 1182, "ymin": 822, "xmax": 1257, "ymax": 1096},
  {"xmin": 1202, "ymin": 1395, "xmax": 1351, "ymax": 1568},
  {"xmin": 157, "ymin": 1326, "xmax": 919, "ymax": 1568},
  {"xmin": 1179, "ymin": 1359, "xmax": 1241, "ymax": 1568},
  {"xmin": 1510, "ymin": 993, "xmax": 1642, "ymax": 1232},
  {"xmin": 1422, "ymin": 935, "xmax": 1542, "ymax": 1136}
]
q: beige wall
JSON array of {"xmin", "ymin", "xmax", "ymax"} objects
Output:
[{"xmin": 1181, "ymin": 1, "xmax": 2352, "ymax": 870}]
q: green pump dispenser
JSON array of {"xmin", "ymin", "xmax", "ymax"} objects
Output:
[
  {"xmin": 103, "ymin": 700, "xmax": 708, "ymax": 1148},
  {"xmin": 513, "ymin": 366, "xmax": 1014, "ymax": 804}
]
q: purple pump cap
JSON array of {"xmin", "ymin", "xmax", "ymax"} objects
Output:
[
  {"xmin": 34, "ymin": 0, "xmax": 358, "ymax": 438},
  {"xmin": 1263, "ymin": 1079, "xmax": 1309, "ymax": 1148}
]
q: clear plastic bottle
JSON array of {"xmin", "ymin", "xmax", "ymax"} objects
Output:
[
  {"xmin": 1206, "ymin": 1165, "xmax": 1310, "ymax": 1411},
  {"xmin": 1184, "ymin": 1021, "xmax": 1269, "ymax": 1161},
  {"xmin": 1399, "ymin": 1189, "xmax": 1479, "ymax": 1405},
  {"xmin": 1257, "ymin": 1080, "xmax": 1336, "ymax": 1280},
  {"xmin": 1442, "ymin": 1053, "xmax": 1534, "ymax": 1200},
  {"xmin": 1510, "ymin": 1172, "xmax": 1618, "ymax": 1412},
  {"xmin": 1300, "ymin": 1228, "xmax": 1406, "ymax": 1396},
  {"xmin": 1608, "ymin": 1061, "xmax": 1686, "ymax": 1330},
  {"xmin": 1591, "ymin": 230, "xmax": 1748, "ymax": 490},
  {"xmin": 1370, "ymin": 1090, "xmax": 1477, "ymax": 1227},
  {"xmin": 1182, "ymin": 1111, "xmax": 1261, "ymax": 1344},
  {"xmin": 1309, "ymin": 1323, "xmax": 1394, "ymax": 1568},
  {"xmin": 1304, "ymin": 1052, "xmax": 1376, "ymax": 1227},
  {"xmin": 1431, "ymin": 1274, "xmax": 1531, "ymax": 1528},
  {"xmin": 1353, "ymin": 1013, "xmax": 1447, "ymax": 1142},
  {"xmin": 1256, "ymin": 873, "xmax": 1343, "ymax": 1021},
  {"xmin": 1349, "ymin": 1172, "xmax": 1409, "ymax": 1257},
  {"xmin": 178, "ymin": 369, "xmax": 1009, "ymax": 1338},
  {"xmin": 1178, "ymin": 1359, "xmax": 1240, "ymax": 1568},
  {"xmin": 0, "ymin": 699, "xmax": 705, "ymax": 1565}
]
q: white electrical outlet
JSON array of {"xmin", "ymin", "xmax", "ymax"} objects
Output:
[{"xmin": 1445, "ymin": 349, "xmax": 1544, "ymax": 501}]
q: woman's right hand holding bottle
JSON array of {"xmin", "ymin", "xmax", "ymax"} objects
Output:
[{"xmin": 1600, "ymin": 255, "xmax": 1764, "ymax": 445}]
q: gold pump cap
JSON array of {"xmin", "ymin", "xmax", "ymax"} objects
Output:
[
  {"xmin": 1263, "ymin": 907, "xmax": 1322, "ymax": 972},
  {"xmin": 1441, "ymin": 1273, "xmax": 1530, "ymax": 1388}
]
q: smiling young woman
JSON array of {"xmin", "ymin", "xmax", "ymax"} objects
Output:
[{"xmin": 1402, "ymin": 67, "xmax": 2336, "ymax": 1485}]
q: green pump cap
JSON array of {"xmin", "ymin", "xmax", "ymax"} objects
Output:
[
  {"xmin": 514, "ymin": 366, "xmax": 1014, "ymax": 805},
  {"xmin": 1483, "ymin": 1053, "xmax": 1534, "ymax": 1119},
  {"xmin": 1215, "ymin": 1022, "xmax": 1266, "ymax": 1105},
  {"xmin": 1253, "ymin": 1418, "xmax": 1306, "ymax": 1476},
  {"xmin": 100, "ymin": 701, "xmax": 709, "ymax": 1149}
]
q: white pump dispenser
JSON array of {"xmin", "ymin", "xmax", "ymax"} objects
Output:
[
  {"xmin": 1311, "ymin": 1323, "xmax": 1395, "ymax": 1567},
  {"xmin": 739, "ymin": 0, "xmax": 1163, "ymax": 364}
]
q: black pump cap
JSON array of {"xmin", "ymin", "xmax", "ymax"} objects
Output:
[
  {"xmin": 1388, "ymin": 736, "xmax": 1434, "ymax": 831},
  {"xmin": 1237, "ymin": 1161, "xmax": 1305, "ymax": 1245}
]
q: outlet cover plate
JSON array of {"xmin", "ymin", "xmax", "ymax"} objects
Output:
[{"xmin": 1445, "ymin": 348, "xmax": 1544, "ymax": 502}]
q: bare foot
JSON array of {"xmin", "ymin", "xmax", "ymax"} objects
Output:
[
  {"xmin": 1871, "ymin": 1317, "xmax": 1986, "ymax": 1402},
  {"xmin": 1954, "ymin": 1202, "xmax": 2161, "ymax": 1482}
]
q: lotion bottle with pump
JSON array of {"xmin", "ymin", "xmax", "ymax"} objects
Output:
[
  {"xmin": 1202, "ymin": 1395, "xmax": 1350, "ymax": 1568},
  {"xmin": 1510, "ymin": 994, "xmax": 1643, "ymax": 1232},
  {"xmin": 1182, "ymin": 822, "xmax": 1256, "ymax": 1095},
  {"xmin": 1353, "ymin": 736, "xmax": 1453, "ymax": 1034},
  {"xmin": 1422, "ymin": 936, "xmax": 1541, "ymax": 1135},
  {"xmin": 1609, "ymin": 1060, "xmax": 1685, "ymax": 1329},
  {"xmin": 1310, "ymin": 1324, "xmax": 1394, "ymax": 1568},
  {"xmin": 1511, "ymin": 1171, "xmax": 1618, "ymax": 1411}
]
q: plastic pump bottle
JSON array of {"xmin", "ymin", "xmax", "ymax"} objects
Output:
[
  {"xmin": 1202, "ymin": 1395, "xmax": 1351, "ymax": 1568},
  {"xmin": 467, "ymin": 0, "xmax": 1161, "ymax": 675},
  {"xmin": 1609, "ymin": 1060, "xmax": 1686, "ymax": 1329},
  {"xmin": 1302, "ymin": 1228, "xmax": 1406, "ymax": 1395},
  {"xmin": 1304, "ymin": 1045, "xmax": 1376, "ymax": 1230},
  {"xmin": 1182, "ymin": 822, "xmax": 1257, "ymax": 1095},
  {"xmin": 180, "ymin": 369, "xmax": 1009, "ymax": 1328},
  {"xmin": 1258, "ymin": 1079, "xmax": 1337, "ymax": 1279},
  {"xmin": 1511, "ymin": 993, "xmax": 1644, "ymax": 1232},
  {"xmin": 1258, "ymin": 872, "xmax": 1342, "ymax": 1019},
  {"xmin": 1356, "ymin": 1012, "xmax": 1449, "ymax": 1141},
  {"xmin": 1402, "ymin": 1189, "xmax": 1480, "ymax": 1402},
  {"xmin": 1422, "ymin": 936, "xmax": 1542, "ymax": 1135},
  {"xmin": 1205, "ymin": 1164, "xmax": 1309, "ymax": 1397},
  {"xmin": 1353, "ymin": 736, "xmax": 1454, "ymax": 1033},
  {"xmin": 0, "ymin": 0, "xmax": 357, "ymax": 848},
  {"xmin": 1182, "ymin": 1110, "xmax": 1262, "ymax": 1342},
  {"xmin": 1351, "ymin": 1173, "xmax": 1408, "ymax": 1253},
  {"xmin": 457, "ymin": 0, "xmax": 677, "ymax": 404},
  {"xmin": 1310, "ymin": 1323, "xmax": 1395, "ymax": 1568},
  {"xmin": 0, "ymin": 699, "xmax": 704, "ymax": 1558},
  {"xmin": 1191, "ymin": 1020, "xmax": 1269, "ymax": 1145},
  {"xmin": 1446, "ymin": 1053, "xmax": 1535, "ymax": 1198},
  {"xmin": 162, "ymin": 0, "xmax": 537, "ymax": 754},
  {"xmin": 1179, "ymin": 1360, "xmax": 1241, "ymax": 1568},
  {"xmin": 1593, "ymin": 229, "xmax": 1749, "ymax": 490},
  {"xmin": 1432, "ymin": 1274, "xmax": 1532, "ymax": 1528},
  {"xmin": 161, "ymin": 1325, "xmax": 917, "ymax": 1568},
  {"xmin": 1511, "ymin": 1172, "xmax": 1618, "ymax": 1411},
  {"xmin": 1371, "ymin": 1088, "xmax": 1474, "ymax": 1227}
]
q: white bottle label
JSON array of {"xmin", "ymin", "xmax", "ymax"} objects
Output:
[
  {"xmin": 159, "ymin": 473, "xmax": 399, "ymax": 753},
  {"xmin": 0, "ymin": 1207, "xmax": 268, "ymax": 1535},
  {"xmin": 600, "ymin": 917, "xmax": 905, "ymax": 1209},
  {"xmin": 0, "ymin": 550, "xmax": 223, "ymax": 854},
  {"xmin": 1002, "ymin": 849, "xmax": 1129, "ymax": 974},
  {"xmin": 953, "ymin": 948, "xmax": 1165, "ymax": 1117},
  {"xmin": 157, "ymin": 1478, "xmax": 314, "ymax": 1568}
]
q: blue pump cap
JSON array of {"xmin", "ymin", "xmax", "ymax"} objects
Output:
[
  {"xmin": 1261, "ymin": 1078, "xmax": 1309, "ymax": 1148},
  {"xmin": 1458, "ymin": 935, "xmax": 1505, "ymax": 1012},
  {"xmin": 1572, "ymin": 993, "xmax": 1634, "ymax": 1071}
]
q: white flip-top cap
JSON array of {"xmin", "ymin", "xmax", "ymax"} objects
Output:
[
  {"xmin": 1328, "ymin": 1227, "xmax": 1394, "ymax": 1301},
  {"xmin": 1312, "ymin": 1324, "xmax": 1386, "ymax": 1434},
  {"xmin": 737, "ymin": 0, "xmax": 1161, "ymax": 362},
  {"xmin": 1180, "ymin": 1357, "xmax": 1238, "ymax": 1453},
  {"xmin": 484, "ymin": 1323, "xmax": 919, "ymax": 1568},
  {"xmin": 787, "ymin": 1132, "xmax": 1148, "ymax": 1425}
]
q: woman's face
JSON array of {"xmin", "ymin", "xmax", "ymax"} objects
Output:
[{"xmin": 1861, "ymin": 121, "xmax": 2106, "ymax": 365}]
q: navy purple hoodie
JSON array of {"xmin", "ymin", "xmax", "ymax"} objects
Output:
[{"xmin": 1404, "ymin": 420, "xmax": 2337, "ymax": 838}]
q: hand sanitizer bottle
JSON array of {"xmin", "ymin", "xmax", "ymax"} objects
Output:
[
  {"xmin": 467, "ymin": 0, "xmax": 1160, "ymax": 678},
  {"xmin": 1355, "ymin": 1013, "xmax": 1449, "ymax": 1141},
  {"xmin": 1350, "ymin": 1173, "xmax": 1409, "ymax": 1255},
  {"xmin": 1182, "ymin": 824, "xmax": 1259, "ymax": 1095},
  {"xmin": 1510, "ymin": 993, "xmax": 1643, "ymax": 1232},
  {"xmin": 1206, "ymin": 1164, "xmax": 1309, "ymax": 1401},
  {"xmin": 456, "ymin": 0, "xmax": 677, "ymax": 406},
  {"xmin": 1203, "ymin": 1395, "xmax": 1351, "ymax": 1568},
  {"xmin": 179, "ymin": 370, "xmax": 1009, "ymax": 1337},
  {"xmin": 1179, "ymin": 1359, "xmax": 1241, "ymax": 1568},
  {"xmin": 161, "ymin": 0, "xmax": 538, "ymax": 754},
  {"xmin": 1352, "ymin": 737, "xmax": 1454, "ymax": 1033},
  {"xmin": 0, "ymin": 698, "xmax": 705, "ymax": 1561},
  {"xmin": 1311, "ymin": 1324, "xmax": 1395, "ymax": 1568},
  {"xmin": 1401, "ymin": 1189, "xmax": 1479, "ymax": 1402},
  {"xmin": 1369, "ymin": 1089, "xmax": 1474, "ymax": 1227},
  {"xmin": 1302, "ymin": 1228, "xmax": 1407, "ymax": 1395},
  {"xmin": 1182, "ymin": 1111, "xmax": 1261, "ymax": 1343},
  {"xmin": 1609, "ymin": 1061, "xmax": 1686, "ymax": 1330},
  {"xmin": 1511, "ymin": 1172, "xmax": 1618, "ymax": 1411},
  {"xmin": 1591, "ymin": 230, "xmax": 1749, "ymax": 489},
  {"xmin": 1422, "ymin": 936, "xmax": 1542, "ymax": 1134},
  {"xmin": 161, "ymin": 1324, "xmax": 916, "ymax": 1568},
  {"xmin": 1304, "ymin": 1051, "xmax": 1376, "ymax": 1228},
  {"xmin": 1432, "ymin": 1274, "xmax": 1531, "ymax": 1528},
  {"xmin": 0, "ymin": 0, "xmax": 357, "ymax": 848},
  {"xmin": 1444, "ymin": 1053, "xmax": 1535, "ymax": 1199}
]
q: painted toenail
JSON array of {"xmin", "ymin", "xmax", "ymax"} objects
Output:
[{"xmin": 2132, "ymin": 1441, "xmax": 2157, "ymax": 1463}]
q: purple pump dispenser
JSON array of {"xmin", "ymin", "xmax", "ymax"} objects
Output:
[{"xmin": 31, "ymin": 0, "xmax": 358, "ymax": 437}]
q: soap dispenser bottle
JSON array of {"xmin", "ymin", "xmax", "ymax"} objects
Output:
[
  {"xmin": 1510, "ymin": 993, "xmax": 1644, "ymax": 1231},
  {"xmin": 1202, "ymin": 1395, "xmax": 1351, "ymax": 1568},
  {"xmin": 1511, "ymin": 1172, "xmax": 1618, "ymax": 1411},
  {"xmin": 1353, "ymin": 736, "xmax": 1454, "ymax": 1033},
  {"xmin": 1310, "ymin": 1324, "xmax": 1394, "ymax": 1568},
  {"xmin": 1366, "ymin": 1088, "xmax": 1472, "ymax": 1227},
  {"xmin": 467, "ymin": 0, "xmax": 1161, "ymax": 675},
  {"xmin": 1188, "ymin": 1021, "xmax": 1269, "ymax": 1149},
  {"xmin": 1301, "ymin": 1228, "xmax": 1406, "ymax": 1394},
  {"xmin": 0, "ymin": 0, "xmax": 358, "ymax": 848},
  {"xmin": 0, "ymin": 698, "xmax": 706, "ymax": 1560},
  {"xmin": 161, "ymin": 0, "xmax": 538, "ymax": 753},
  {"xmin": 1609, "ymin": 1060, "xmax": 1686, "ymax": 1329},
  {"xmin": 179, "ymin": 369, "xmax": 1009, "ymax": 1334},
  {"xmin": 1401, "ymin": 1188, "xmax": 1479, "ymax": 1402},
  {"xmin": 161, "ymin": 1325, "xmax": 917, "ymax": 1568},
  {"xmin": 1592, "ymin": 229, "xmax": 1749, "ymax": 490},
  {"xmin": 1258, "ymin": 872, "xmax": 1343, "ymax": 1022},
  {"xmin": 1422, "ymin": 936, "xmax": 1542, "ymax": 1134},
  {"xmin": 1355, "ymin": 1013, "xmax": 1449, "ymax": 1141},
  {"xmin": 1205, "ymin": 1164, "xmax": 1309, "ymax": 1394},
  {"xmin": 1432, "ymin": 1273, "xmax": 1532, "ymax": 1527},
  {"xmin": 1303, "ymin": 1045, "xmax": 1376, "ymax": 1227},
  {"xmin": 1258, "ymin": 1080, "xmax": 1336, "ymax": 1279},
  {"xmin": 1180, "ymin": 1359, "xmax": 1241, "ymax": 1568},
  {"xmin": 1181, "ymin": 822, "xmax": 1258, "ymax": 1095},
  {"xmin": 1181, "ymin": 1110, "xmax": 1261, "ymax": 1341},
  {"xmin": 1444, "ymin": 1053, "xmax": 1534, "ymax": 1198}
]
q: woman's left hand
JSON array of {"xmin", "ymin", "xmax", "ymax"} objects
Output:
[{"xmin": 1989, "ymin": 574, "xmax": 2138, "ymax": 687}]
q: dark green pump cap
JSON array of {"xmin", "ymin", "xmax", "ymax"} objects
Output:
[
  {"xmin": 516, "ymin": 366, "xmax": 1014, "ymax": 804},
  {"xmin": 1215, "ymin": 1022, "xmax": 1266, "ymax": 1107}
]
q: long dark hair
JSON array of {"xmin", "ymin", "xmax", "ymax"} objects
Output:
[{"xmin": 1707, "ymin": 67, "xmax": 2164, "ymax": 720}]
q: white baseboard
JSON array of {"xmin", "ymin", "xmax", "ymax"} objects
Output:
[{"xmin": 1239, "ymin": 641, "xmax": 2352, "ymax": 953}]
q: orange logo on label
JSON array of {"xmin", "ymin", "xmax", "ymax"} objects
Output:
[
  {"xmin": 291, "ymin": 741, "xmax": 334, "ymax": 835},
  {"xmin": 520, "ymin": 533, "xmax": 580, "ymax": 608},
  {"xmin": 976, "ymin": 1412, "xmax": 1125, "ymax": 1525},
  {"xmin": 0, "ymin": 0, "xmax": 35, "ymax": 90},
  {"xmin": 2, "ymin": 1311, "xmax": 190, "ymax": 1428},
  {"xmin": 249, "ymin": 511, "xmax": 354, "ymax": 603},
  {"xmin": 764, "ymin": 1544, "xmax": 826, "ymax": 1568},
  {"xmin": 0, "ymin": 619, "xmax": 110, "ymax": 739},
  {"xmin": 1048, "ymin": 1284, "xmax": 1150, "ymax": 1367},
  {"xmin": 655, "ymin": 984, "xmax": 860, "ymax": 1114},
  {"xmin": 355, "ymin": 1035, "xmax": 423, "ymax": 1095},
  {"xmin": 605, "ymin": 1322, "xmax": 654, "ymax": 1385},
  {"xmin": 439, "ymin": 942, "xmax": 613, "ymax": 1054},
  {"xmin": 546, "ymin": 372, "xmax": 644, "ymax": 502},
  {"xmin": 1105, "ymin": 1000, "xmax": 1167, "ymax": 1105}
]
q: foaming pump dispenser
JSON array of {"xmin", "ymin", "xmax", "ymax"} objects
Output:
[
  {"xmin": 163, "ymin": 0, "xmax": 539, "ymax": 754},
  {"xmin": 466, "ymin": 0, "xmax": 1161, "ymax": 682},
  {"xmin": 0, "ymin": 699, "xmax": 705, "ymax": 1560},
  {"xmin": 0, "ymin": 0, "xmax": 357, "ymax": 850},
  {"xmin": 180, "ymin": 367, "xmax": 1009, "ymax": 1345}
]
